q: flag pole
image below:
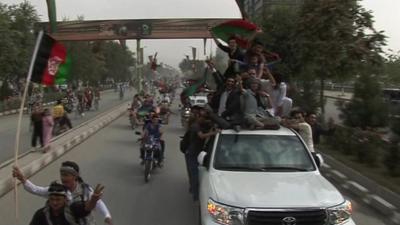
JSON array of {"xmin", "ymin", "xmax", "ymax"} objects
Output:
[{"xmin": 14, "ymin": 30, "xmax": 44, "ymax": 221}]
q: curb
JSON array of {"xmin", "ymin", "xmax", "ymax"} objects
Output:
[
  {"xmin": 321, "ymin": 155, "xmax": 400, "ymax": 225},
  {"xmin": 0, "ymin": 102, "xmax": 128, "ymax": 198}
]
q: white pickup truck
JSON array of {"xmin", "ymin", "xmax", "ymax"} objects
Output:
[{"xmin": 197, "ymin": 127, "xmax": 355, "ymax": 225}]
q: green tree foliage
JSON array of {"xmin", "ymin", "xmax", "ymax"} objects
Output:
[
  {"xmin": 8, "ymin": 2, "xmax": 39, "ymax": 78},
  {"xmin": 383, "ymin": 51, "xmax": 400, "ymax": 86},
  {"xmin": 101, "ymin": 41, "xmax": 135, "ymax": 82},
  {"xmin": 259, "ymin": 5, "xmax": 322, "ymax": 112},
  {"xmin": 261, "ymin": 0, "xmax": 386, "ymax": 115},
  {"xmin": 64, "ymin": 40, "xmax": 135, "ymax": 86},
  {"xmin": 340, "ymin": 73, "xmax": 388, "ymax": 128},
  {"xmin": 261, "ymin": 5, "xmax": 300, "ymax": 77},
  {"xmin": 0, "ymin": 3, "xmax": 17, "ymax": 80},
  {"xmin": 64, "ymin": 41, "xmax": 106, "ymax": 87},
  {"xmin": 0, "ymin": 2, "xmax": 38, "ymax": 80}
]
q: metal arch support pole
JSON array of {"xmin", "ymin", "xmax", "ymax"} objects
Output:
[{"xmin": 136, "ymin": 39, "xmax": 142, "ymax": 93}]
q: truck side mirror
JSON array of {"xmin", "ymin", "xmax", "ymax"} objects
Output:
[
  {"xmin": 312, "ymin": 152, "xmax": 324, "ymax": 168},
  {"xmin": 198, "ymin": 151, "xmax": 210, "ymax": 168}
]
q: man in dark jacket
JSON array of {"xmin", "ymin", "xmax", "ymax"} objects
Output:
[
  {"xmin": 211, "ymin": 35, "xmax": 245, "ymax": 79},
  {"xmin": 212, "ymin": 77, "xmax": 242, "ymax": 125}
]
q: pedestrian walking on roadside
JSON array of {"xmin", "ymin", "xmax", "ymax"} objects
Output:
[
  {"xmin": 42, "ymin": 108, "xmax": 54, "ymax": 153},
  {"xmin": 31, "ymin": 103, "xmax": 44, "ymax": 149}
]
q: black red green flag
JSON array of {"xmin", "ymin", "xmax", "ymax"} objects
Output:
[
  {"xmin": 31, "ymin": 33, "xmax": 70, "ymax": 86},
  {"xmin": 211, "ymin": 19, "xmax": 260, "ymax": 48}
]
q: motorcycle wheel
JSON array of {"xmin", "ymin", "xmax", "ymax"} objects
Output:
[{"xmin": 144, "ymin": 160, "xmax": 152, "ymax": 182}]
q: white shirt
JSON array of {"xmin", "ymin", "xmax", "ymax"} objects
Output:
[
  {"xmin": 23, "ymin": 180, "xmax": 112, "ymax": 220},
  {"xmin": 297, "ymin": 122, "xmax": 314, "ymax": 152},
  {"xmin": 218, "ymin": 90, "xmax": 230, "ymax": 116}
]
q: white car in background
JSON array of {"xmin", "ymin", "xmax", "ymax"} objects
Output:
[
  {"xmin": 197, "ymin": 127, "xmax": 355, "ymax": 225},
  {"xmin": 189, "ymin": 95, "xmax": 208, "ymax": 107}
]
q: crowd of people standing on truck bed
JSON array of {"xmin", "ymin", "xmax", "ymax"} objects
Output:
[{"xmin": 179, "ymin": 34, "xmax": 336, "ymax": 201}]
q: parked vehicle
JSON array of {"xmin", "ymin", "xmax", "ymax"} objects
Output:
[{"xmin": 197, "ymin": 128, "xmax": 355, "ymax": 225}]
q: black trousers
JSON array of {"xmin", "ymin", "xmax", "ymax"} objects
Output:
[{"xmin": 32, "ymin": 122, "xmax": 43, "ymax": 147}]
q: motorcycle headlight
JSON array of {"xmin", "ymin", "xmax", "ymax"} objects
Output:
[
  {"xmin": 144, "ymin": 144, "xmax": 152, "ymax": 148},
  {"xmin": 207, "ymin": 199, "xmax": 244, "ymax": 225},
  {"xmin": 327, "ymin": 200, "xmax": 352, "ymax": 225}
]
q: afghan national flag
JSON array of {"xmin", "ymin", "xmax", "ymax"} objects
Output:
[
  {"xmin": 211, "ymin": 19, "xmax": 260, "ymax": 48},
  {"xmin": 31, "ymin": 33, "xmax": 70, "ymax": 86}
]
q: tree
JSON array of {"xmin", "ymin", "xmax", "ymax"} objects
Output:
[
  {"xmin": 258, "ymin": 5, "xmax": 322, "ymax": 112},
  {"xmin": 340, "ymin": 72, "xmax": 388, "ymax": 129},
  {"xmin": 383, "ymin": 51, "xmax": 400, "ymax": 86},
  {"xmin": 8, "ymin": 2, "xmax": 39, "ymax": 78},
  {"xmin": 102, "ymin": 41, "xmax": 135, "ymax": 82},
  {"xmin": 295, "ymin": 0, "xmax": 386, "ymax": 116},
  {"xmin": 0, "ymin": 2, "xmax": 38, "ymax": 81},
  {"xmin": 0, "ymin": 3, "xmax": 17, "ymax": 81},
  {"xmin": 64, "ymin": 41, "xmax": 106, "ymax": 86}
]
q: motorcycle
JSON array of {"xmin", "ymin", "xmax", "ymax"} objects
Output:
[
  {"xmin": 63, "ymin": 97, "xmax": 74, "ymax": 113},
  {"xmin": 138, "ymin": 134, "xmax": 162, "ymax": 182},
  {"xmin": 181, "ymin": 106, "xmax": 191, "ymax": 129},
  {"xmin": 53, "ymin": 116, "xmax": 69, "ymax": 136}
]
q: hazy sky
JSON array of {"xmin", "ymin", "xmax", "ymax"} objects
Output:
[{"xmin": 3, "ymin": 0, "xmax": 399, "ymax": 68}]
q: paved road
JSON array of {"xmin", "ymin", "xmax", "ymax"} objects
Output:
[
  {"xmin": 0, "ymin": 103, "xmax": 390, "ymax": 225},
  {"xmin": 0, "ymin": 90, "xmax": 133, "ymax": 164}
]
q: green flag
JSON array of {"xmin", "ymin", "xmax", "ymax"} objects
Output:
[{"xmin": 182, "ymin": 71, "xmax": 208, "ymax": 97}]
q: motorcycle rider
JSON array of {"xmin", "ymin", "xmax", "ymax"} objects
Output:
[
  {"xmin": 129, "ymin": 94, "xmax": 142, "ymax": 126},
  {"xmin": 76, "ymin": 90, "xmax": 85, "ymax": 116},
  {"xmin": 53, "ymin": 99, "xmax": 72, "ymax": 131},
  {"xmin": 131, "ymin": 95, "xmax": 155, "ymax": 126},
  {"xmin": 158, "ymin": 99, "xmax": 171, "ymax": 124},
  {"xmin": 141, "ymin": 114, "xmax": 164, "ymax": 166},
  {"xmin": 84, "ymin": 87, "xmax": 93, "ymax": 110}
]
